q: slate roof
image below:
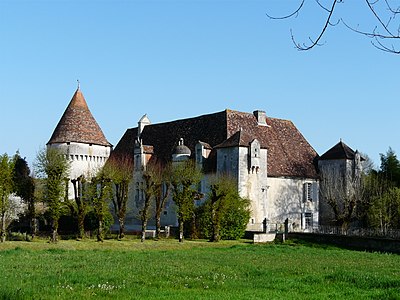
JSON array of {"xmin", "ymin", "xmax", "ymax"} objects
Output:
[
  {"xmin": 47, "ymin": 88, "xmax": 111, "ymax": 147},
  {"xmin": 319, "ymin": 140, "xmax": 357, "ymax": 160},
  {"xmin": 111, "ymin": 109, "xmax": 319, "ymax": 178}
]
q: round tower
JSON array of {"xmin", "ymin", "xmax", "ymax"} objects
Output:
[{"xmin": 47, "ymin": 87, "xmax": 112, "ymax": 199}]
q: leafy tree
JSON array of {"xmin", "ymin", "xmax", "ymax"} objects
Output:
[
  {"xmin": 103, "ymin": 155, "xmax": 133, "ymax": 240},
  {"xmin": 90, "ymin": 173, "xmax": 113, "ymax": 242},
  {"xmin": 379, "ymin": 147, "xmax": 400, "ymax": 187},
  {"xmin": 0, "ymin": 153, "xmax": 16, "ymax": 242},
  {"xmin": 361, "ymin": 148, "xmax": 400, "ymax": 232},
  {"xmin": 196, "ymin": 176, "xmax": 251, "ymax": 241},
  {"xmin": 171, "ymin": 160, "xmax": 202, "ymax": 242},
  {"xmin": 368, "ymin": 186, "xmax": 400, "ymax": 232},
  {"xmin": 267, "ymin": 1, "xmax": 400, "ymax": 54},
  {"xmin": 13, "ymin": 154, "xmax": 36, "ymax": 239},
  {"xmin": 35, "ymin": 147, "xmax": 70, "ymax": 242}
]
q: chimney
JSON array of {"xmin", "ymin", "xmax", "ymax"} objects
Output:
[{"xmin": 253, "ymin": 110, "xmax": 268, "ymax": 126}]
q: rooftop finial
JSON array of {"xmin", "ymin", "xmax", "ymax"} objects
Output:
[{"xmin": 77, "ymin": 79, "xmax": 80, "ymax": 90}]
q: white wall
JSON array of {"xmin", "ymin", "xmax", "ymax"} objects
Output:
[
  {"xmin": 267, "ymin": 177, "xmax": 319, "ymax": 231},
  {"xmin": 48, "ymin": 142, "xmax": 111, "ymax": 199}
]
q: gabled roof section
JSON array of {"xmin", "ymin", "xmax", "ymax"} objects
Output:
[
  {"xmin": 47, "ymin": 88, "xmax": 111, "ymax": 147},
  {"xmin": 111, "ymin": 109, "xmax": 319, "ymax": 178},
  {"xmin": 215, "ymin": 128, "xmax": 260, "ymax": 149},
  {"xmin": 225, "ymin": 110, "xmax": 318, "ymax": 178},
  {"xmin": 319, "ymin": 140, "xmax": 356, "ymax": 160}
]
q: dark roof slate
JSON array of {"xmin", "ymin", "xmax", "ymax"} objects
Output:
[
  {"xmin": 47, "ymin": 89, "xmax": 111, "ymax": 147},
  {"xmin": 319, "ymin": 141, "xmax": 356, "ymax": 160},
  {"xmin": 111, "ymin": 109, "xmax": 318, "ymax": 178}
]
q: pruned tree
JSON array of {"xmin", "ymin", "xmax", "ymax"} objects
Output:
[
  {"xmin": 319, "ymin": 164, "xmax": 365, "ymax": 229},
  {"xmin": 267, "ymin": 0, "xmax": 400, "ymax": 54},
  {"xmin": 154, "ymin": 163, "xmax": 172, "ymax": 239},
  {"xmin": 0, "ymin": 153, "xmax": 16, "ymax": 242},
  {"xmin": 34, "ymin": 147, "xmax": 70, "ymax": 243},
  {"xmin": 140, "ymin": 160, "xmax": 172, "ymax": 242},
  {"xmin": 13, "ymin": 154, "xmax": 36, "ymax": 239},
  {"xmin": 103, "ymin": 155, "xmax": 133, "ymax": 240},
  {"xmin": 90, "ymin": 173, "xmax": 113, "ymax": 242},
  {"xmin": 67, "ymin": 175, "xmax": 90, "ymax": 239},
  {"xmin": 171, "ymin": 160, "xmax": 202, "ymax": 242}
]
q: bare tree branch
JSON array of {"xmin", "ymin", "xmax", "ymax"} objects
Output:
[
  {"xmin": 266, "ymin": 0, "xmax": 305, "ymax": 20},
  {"xmin": 384, "ymin": 0, "xmax": 400, "ymax": 14},
  {"xmin": 292, "ymin": 0, "xmax": 339, "ymax": 50}
]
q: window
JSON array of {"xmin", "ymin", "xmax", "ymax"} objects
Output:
[
  {"xmin": 304, "ymin": 182, "xmax": 313, "ymax": 202},
  {"xmin": 305, "ymin": 213, "xmax": 313, "ymax": 229}
]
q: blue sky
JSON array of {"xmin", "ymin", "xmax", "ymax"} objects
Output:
[{"xmin": 1, "ymin": 0, "xmax": 399, "ymax": 168}]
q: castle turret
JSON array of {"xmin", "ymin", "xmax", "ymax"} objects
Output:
[{"xmin": 47, "ymin": 86, "xmax": 112, "ymax": 198}]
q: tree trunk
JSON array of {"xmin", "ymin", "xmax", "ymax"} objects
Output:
[
  {"xmin": 155, "ymin": 210, "xmax": 161, "ymax": 239},
  {"xmin": 1, "ymin": 211, "xmax": 6, "ymax": 243},
  {"xmin": 178, "ymin": 219, "xmax": 184, "ymax": 243},
  {"xmin": 28, "ymin": 199, "xmax": 36, "ymax": 240},
  {"xmin": 141, "ymin": 219, "xmax": 148, "ymax": 242},
  {"xmin": 51, "ymin": 218, "xmax": 58, "ymax": 243},
  {"xmin": 77, "ymin": 211, "xmax": 85, "ymax": 239},
  {"xmin": 97, "ymin": 219, "xmax": 104, "ymax": 242},
  {"xmin": 118, "ymin": 217, "xmax": 125, "ymax": 240}
]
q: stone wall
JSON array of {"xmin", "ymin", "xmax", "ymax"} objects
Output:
[{"xmin": 289, "ymin": 232, "xmax": 400, "ymax": 254}]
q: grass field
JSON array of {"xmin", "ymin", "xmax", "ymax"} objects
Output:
[{"xmin": 0, "ymin": 238, "xmax": 399, "ymax": 299}]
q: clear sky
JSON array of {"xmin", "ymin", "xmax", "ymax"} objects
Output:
[{"xmin": 1, "ymin": 0, "xmax": 399, "ymax": 168}]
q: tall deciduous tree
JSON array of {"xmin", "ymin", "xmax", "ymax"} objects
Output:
[
  {"xmin": 103, "ymin": 155, "xmax": 133, "ymax": 240},
  {"xmin": 171, "ymin": 160, "xmax": 202, "ymax": 242},
  {"xmin": 13, "ymin": 154, "xmax": 36, "ymax": 238},
  {"xmin": 0, "ymin": 153, "xmax": 15, "ymax": 242},
  {"xmin": 379, "ymin": 147, "xmax": 400, "ymax": 187},
  {"xmin": 35, "ymin": 147, "xmax": 70, "ymax": 242}
]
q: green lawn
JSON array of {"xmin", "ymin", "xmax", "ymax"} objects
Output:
[{"xmin": 0, "ymin": 238, "xmax": 399, "ymax": 299}]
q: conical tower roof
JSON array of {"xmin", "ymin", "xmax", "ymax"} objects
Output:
[{"xmin": 47, "ymin": 88, "xmax": 111, "ymax": 147}]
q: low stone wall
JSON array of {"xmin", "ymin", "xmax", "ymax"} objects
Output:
[
  {"xmin": 289, "ymin": 232, "xmax": 400, "ymax": 254},
  {"xmin": 253, "ymin": 233, "xmax": 276, "ymax": 243}
]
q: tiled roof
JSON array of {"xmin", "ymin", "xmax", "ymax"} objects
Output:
[
  {"xmin": 215, "ymin": 129, "xmax": 256, "ymax": 148},
  {"xmin": 111, "ymin": 109, "xmax": 318, "ymax": 178},
  {"xmin": 319, "ymin": 140, "xmax": 356, "ymax": 160},
  {"xmin": 47, "ymin": 89, "xmax": 111, "ymax": 147}
]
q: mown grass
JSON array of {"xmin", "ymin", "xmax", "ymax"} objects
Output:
[{"xmin": 0, "ymin": 238, "xmax": 399, "ymax": 299}]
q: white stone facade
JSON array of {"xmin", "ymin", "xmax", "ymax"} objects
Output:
[{"xmin": 48, "ymin": 142, "xmax": 111, "ymax": 199}]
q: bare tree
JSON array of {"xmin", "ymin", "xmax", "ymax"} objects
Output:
[
  {"xmin": 267, "ymin": 0, "xmax": 400, "ymax": 54},
  {"xmin": 319, "ymin": 164, "xmax": 365, "ymax": 229}
]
